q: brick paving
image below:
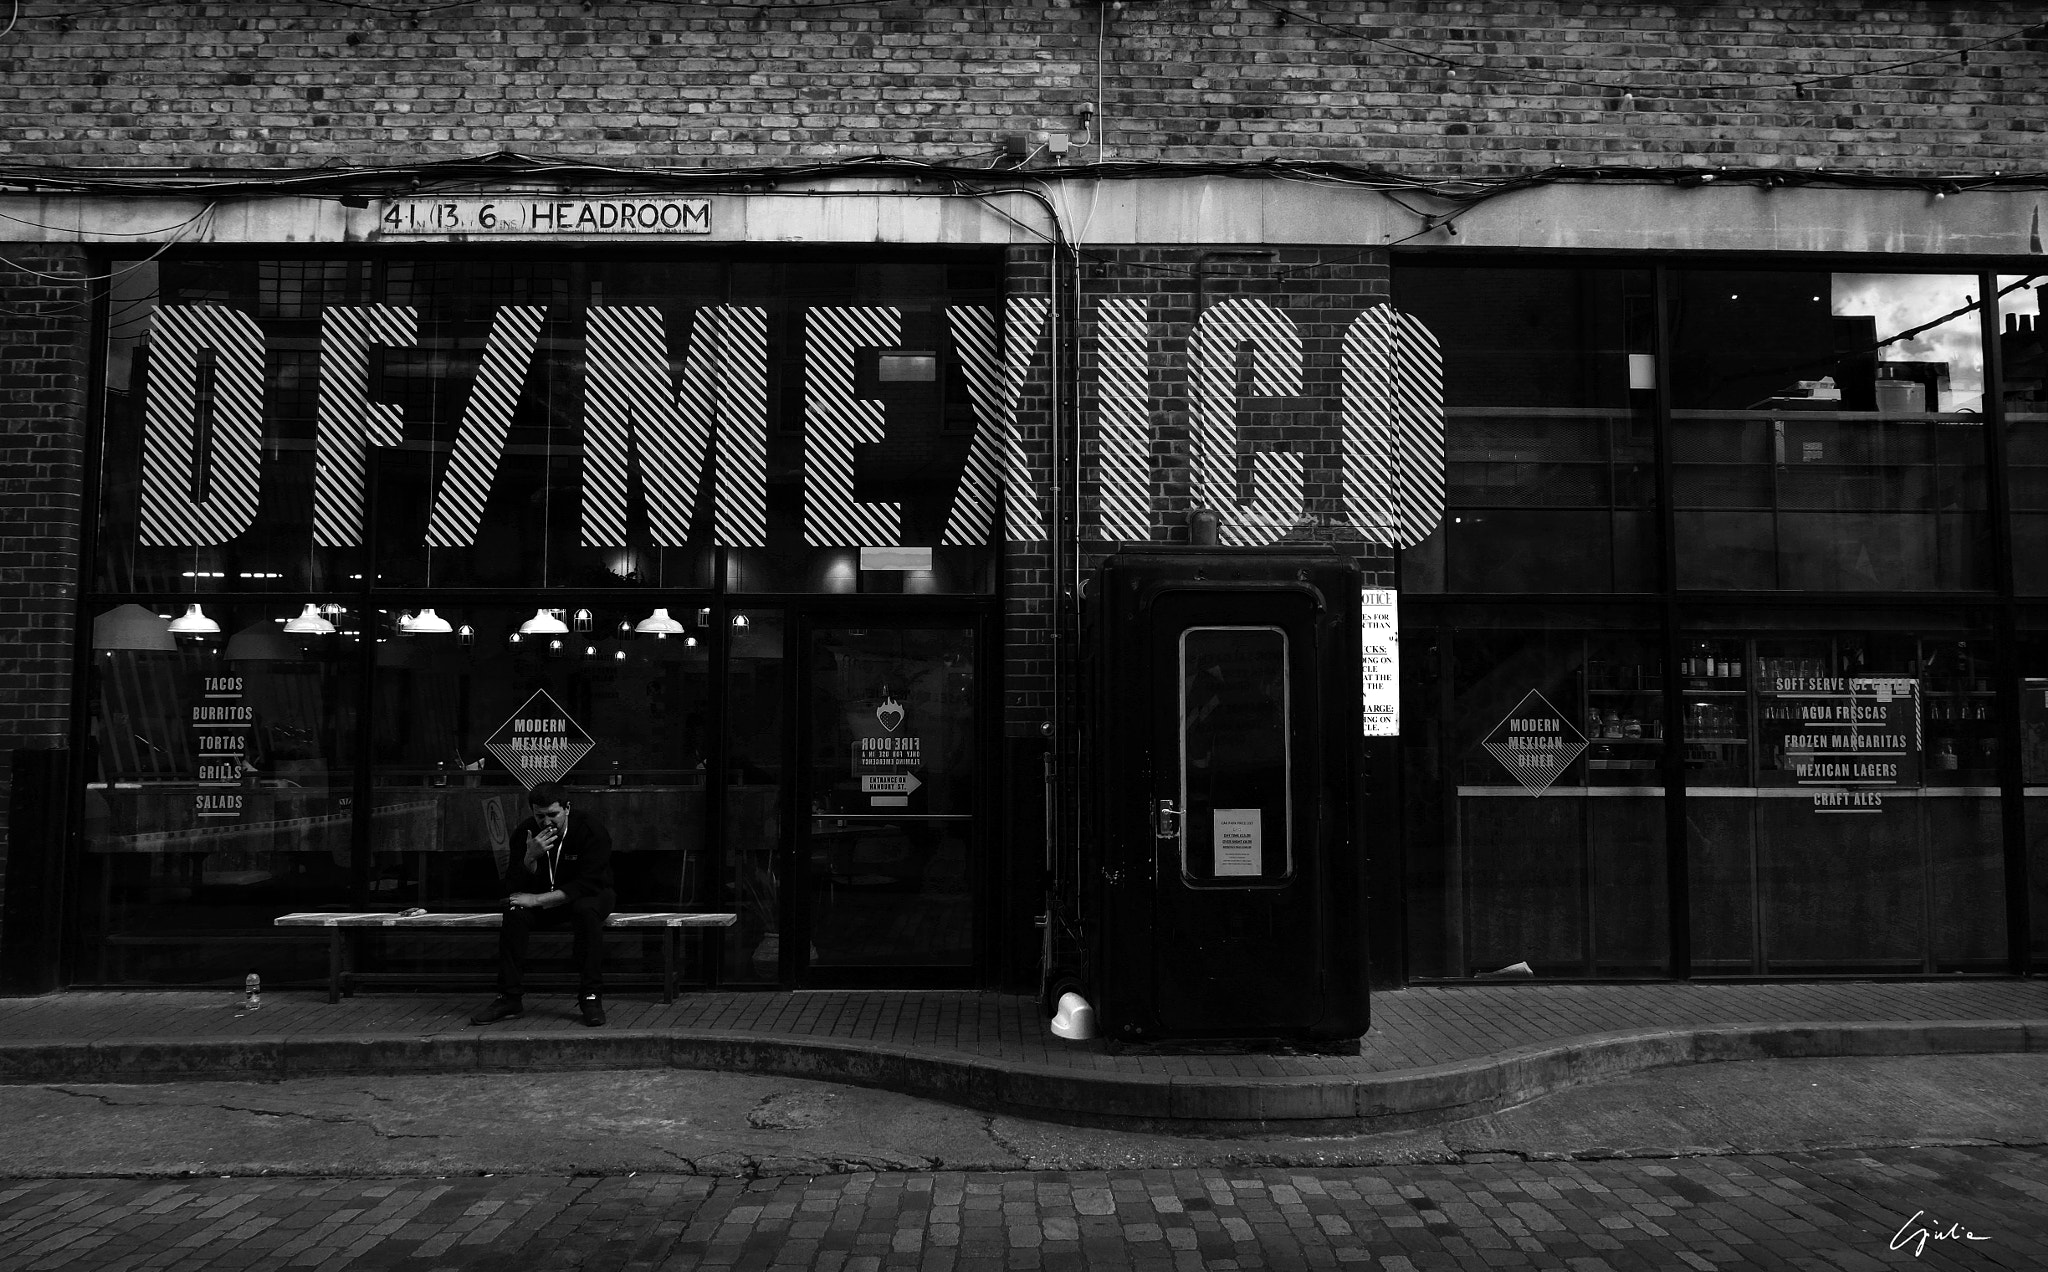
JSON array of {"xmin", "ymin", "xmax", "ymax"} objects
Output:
[
  {"xmin": 0, "ymin": 980, "xmax": 2040, "ymax": 1082},
  {"xmin": 2, "ymin": 1147, "xmax": 2043, "ymax": 1270}
]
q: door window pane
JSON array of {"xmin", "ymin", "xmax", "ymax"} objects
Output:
[
  {"xmin": 805, "ymin": 624, "xmax": 976, "ymax": 970},
  {"xmin": 1179, "ymin": 627, "xmax": 1292, "ymax": 885},
  {"xmin": 1670, "ymin": 271, "xmax": 1992, "ymax": 591}
]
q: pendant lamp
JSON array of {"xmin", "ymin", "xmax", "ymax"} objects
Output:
[
  {"xmin": 519, "ymin": 608, "xmax": 569, "ymax": 636},
  {"xmin": 400, "ymin": 608, "xmax": 453, "ymax": 635},
  {"xmin": 283, "ymin": 603, "xmax": 336, "ymax": 635},
  {"xmin": 167, "ymin": 603, "xmax": 221, "ymax": 636},
  {"xmin": 634, "ymin": 607, "xmax": 685, "ymax": 637}
]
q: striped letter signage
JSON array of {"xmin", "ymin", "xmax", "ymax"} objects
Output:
[{"xmin": 138, "ymin": 306, "xmax": 268, "ymax": 547}]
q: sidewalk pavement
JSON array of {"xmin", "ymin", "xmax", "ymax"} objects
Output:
[{"xmin": 0, "ymin": 979, "xmax": 2041, "ymax": 1131}]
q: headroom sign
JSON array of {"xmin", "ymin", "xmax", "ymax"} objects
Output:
[{"xmin": 380, "ymin": 197, "xmax": 712, "ymax": 236}]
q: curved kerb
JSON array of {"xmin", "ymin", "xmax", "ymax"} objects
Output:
[{"xmin": 0, "ymin": 1019, "xmax": 2038, "ymax": 1134}]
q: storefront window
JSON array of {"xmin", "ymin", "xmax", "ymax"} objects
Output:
[
  {"xmin": 2015, "ymin": 630, "xmax": 2048, "ymax": 969},
  {"xmin": 81, "ymin": 249, "xmax": 1002, "ymax": 989},
  {"xmin": 1391, "ymin": 265, "xmax": 1658, "ymax": 594},
  {"xmin": 1998, "ymin": 276, "xmax": 2048, "ymax": 592},
  {"xmin": 1669, "ymin": 271, "xmax": 1992, "ymax": 591},
  {"xmin": 1684, "ymin": 627, "xmax": 2005, "ymax": 974},
  {"xmin": 1406, "ymin": 621, "xmax": 1669, "ymax": 979},
  {"xmin": 725, "ymin": 608, "xmax": 786, "ymax": 983},
  {"xmin": 79, "ymin": 602, "xmax": 360, "ymax": 985}
]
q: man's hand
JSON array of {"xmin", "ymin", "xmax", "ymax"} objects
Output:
[{"xmin": 507, "ymin": 892, "xmax": 547, "ymax": 909}]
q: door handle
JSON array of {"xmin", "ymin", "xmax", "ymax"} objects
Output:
[{"xmin": 1152, "ymin": 799, "xmax": 1181, "ymax": 840}]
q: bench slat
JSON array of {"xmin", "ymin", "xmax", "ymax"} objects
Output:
[{"xmin": 275, "ymin": 911, "xmax": 736, "ymax": 929}]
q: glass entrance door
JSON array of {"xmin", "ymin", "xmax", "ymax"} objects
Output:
[{"xmin": 795, "ymin": 617, "xmax": 979, "ymax": 984}]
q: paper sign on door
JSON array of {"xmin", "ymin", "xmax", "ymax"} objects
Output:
[{"xmin": 1214, "ymin": 808, "xmax": 1263, "ymax": 877}]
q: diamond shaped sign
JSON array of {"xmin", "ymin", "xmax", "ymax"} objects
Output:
[
  {"xmin": 485, "ymin": 689, "xmax": 595, "ymax": 789},
  {"xmin": 1481, "ymin": 689, "xmax": 1586, "ymax": 794}
]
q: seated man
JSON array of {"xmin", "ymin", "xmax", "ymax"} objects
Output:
[{"xmin": 470, "ymin": 781, "xmax": 615, "ymax": 1027}]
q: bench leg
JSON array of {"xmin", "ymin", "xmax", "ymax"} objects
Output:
[
  {"xmin": 663, "ymin": 930, "xmax": 677, "ymax": 1005},
  {"xmin": 327, "ymin": 930, "xmax": 342, "ymax": 1005}
]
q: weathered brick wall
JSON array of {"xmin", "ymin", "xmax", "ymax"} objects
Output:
[
  {"xmin": 0, "ymin": 2, "xmax": 2038, "ymax": 173},
  {"xmin": 0, "ymin": 247, "xmax": 90, "ymax": 938}
]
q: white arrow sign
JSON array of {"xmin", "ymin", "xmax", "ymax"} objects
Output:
[{"xmin": 860, "ymin": 773, "xmax": 923, "ymax": 795}]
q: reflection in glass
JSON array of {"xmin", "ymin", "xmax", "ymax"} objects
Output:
[
  {"xmin": 724, "ymin": 608, "xmax": 786, "ymax": 983},
  {"xmin": 1997, "ymin": 275, "xmax": 2048, "ymax": 590},
  {"xmin": 79, "ymin": 604, "xmax": 359, "ymax": 985},
  {"xmin": 805, "ymin": 625, "xmax": 975, "ymax": 970},
  {"xmin": 368, "ymin": 605, "xmax": 712, "ymax": 914},
  {"xmin": 1670, "ymin": 272, "xmax": 1990, "ymax": 590},
  {"xmin": 1416, "ymin": 628, "xmax": 1668, "ymax": 978},
  {"xmin": 1178, "ymin": 627, "xmax": 1291, "ymax": 885},
  {"xmin": 1390, "ymin": 265, "xmax": 1657, "ymax": 593},
  {"xmin": 1686, "ymin": 632, "xmax": 2005, "ymax": 974}
]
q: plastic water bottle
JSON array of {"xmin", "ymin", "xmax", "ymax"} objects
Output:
[{"xmin": 244, "ymin": 971, "xmax": 261, "ymax": 1010}]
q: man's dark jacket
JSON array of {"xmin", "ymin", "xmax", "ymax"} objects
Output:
[{"xmin": 505, "ymin": 810, "xmax": 616, "ymax": 910}]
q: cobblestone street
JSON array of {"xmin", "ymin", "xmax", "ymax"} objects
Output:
[{"xmin": 4, "ymin": 1146, "xmax": 2043, "ymax": 1271}]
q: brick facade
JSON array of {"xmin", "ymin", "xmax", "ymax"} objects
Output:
[
  {"xmin": 0, "ymin": 247, "xmax": 91, "ymax": 946},
  {"xmin": 0, "ymin": 3, "xmax": 2038, "ymax": 174}
]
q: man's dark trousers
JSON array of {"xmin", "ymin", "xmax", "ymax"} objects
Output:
[{"xmin": 498, "ymin": 897, "xmax": 610, "ymax": 996}]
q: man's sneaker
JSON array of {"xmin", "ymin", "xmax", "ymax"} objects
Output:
[
  {"xmin": 469, "ymin": 995, "xmax": 523, "ymax": 1025},
  {"xmin": 578, "ymin": 994, "xmax": 606, "ymax": 1028}
]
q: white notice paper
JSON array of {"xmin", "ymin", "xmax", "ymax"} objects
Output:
[
  {"xmin": 1214, "ymin": 808, "xmax": 1263, "ymax": 877},
  {"xmin": 1361, "ymin": 588, "xmax": 1399, "ymax": 737}
]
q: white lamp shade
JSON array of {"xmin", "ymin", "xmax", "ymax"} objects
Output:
[
  {"xmin": 519, "ymin": 608, "xmax": 569, "ymax": 636},
  {"xmin": 400, "ymin": 608, "xmax": 454, "ymax": 635},
  {"xmin": 167, "ymin": 603, "xmax": 221, "ymax": 636},
  {"xmin": 282, "ymin": 604, "xmax": 336, "ymax": 635},
  {"xmin": 634, "ymin": 607, "xmax": 685, "ymax": 636},
  {"xmin": 92, "ymin": 604, "xmax": 175, "ymax": 651}
]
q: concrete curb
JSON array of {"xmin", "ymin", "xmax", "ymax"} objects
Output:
[{"xmin": 1, "ymin": 1019, "xmax": 2040, "ymax": 1130}]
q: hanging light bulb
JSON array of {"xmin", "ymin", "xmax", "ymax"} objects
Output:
[
  {"xmin": 400, "ymin": 608, "xmax": 454, "ymax": 635},
  {"xmin": 635, "ymin": 607, "xmax": 685, "ymax": 637},
  {"xmin": 572, "ymin": 608, "xmax": 594, "ymax": 633},
  {"xmin": 730, "ymin": 613, "xmax": 752, "ymax": 635},
  {"xmin": 612, "ymin": 648, "xmax": 627, "ymax": 661},
  {"xmin": 546, "ymin": 638, "xmax": 565, "ymax": 658},
  {"xmin": 684, "ymin": 634, "xmax": 699, "ymax": 648},
  {"xmin": 615, "ymin": 620, "xmax": 634, "ymax": 639},
  {"xmin": 283, "ymin": 603, "xmax": 336, "ymax": 635},
  {"xmin": 457, "ymin": 625, "xmax": 476, "ymax": 648},
  {"xmin": 167, "ymin": 603, "xmax": 221, "ymax": 636},
  {"xmin": 519, "ymin": 608, "xmax": 569, "ymax": 635}
]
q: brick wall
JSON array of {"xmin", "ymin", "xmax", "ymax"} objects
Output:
[
  {"xmin": 0, "ymin": 3, "xmax": 2038, "ymax": 174},
  {"xmin": 0, "ymin": 247, "xmax": 91, "ymax": 942}
]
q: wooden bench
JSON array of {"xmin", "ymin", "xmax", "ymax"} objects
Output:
[{"xmin": 274, "ymin": 911, "xmax": 738, "ymax": 1004}]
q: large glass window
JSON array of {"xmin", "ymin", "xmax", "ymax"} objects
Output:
[
  {"xmin": 1669, "ymin": 271, "xmax": 1992, "ymax": 591},
  {"xmin": 80, "ymin": 248, "xmax": 1004, "ymax": 989},
  {"xmin": 1405, "ymin": 618, "xmax": 1669, "ymax": 979},
  {"xmin": 1683, "ymin": 626, "xmax": 2005, "ymax": 974},
  {"xmin": 1391, "ymin": 265, "xmax": 1658, "ymax": 594},
  {"xmin": 79, "ymin": 601, "xmax": 359, "ymax": 985},
  {"xmin": 1999, "ymin": 276, "xmax": 2048, "ymax": 592}
]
